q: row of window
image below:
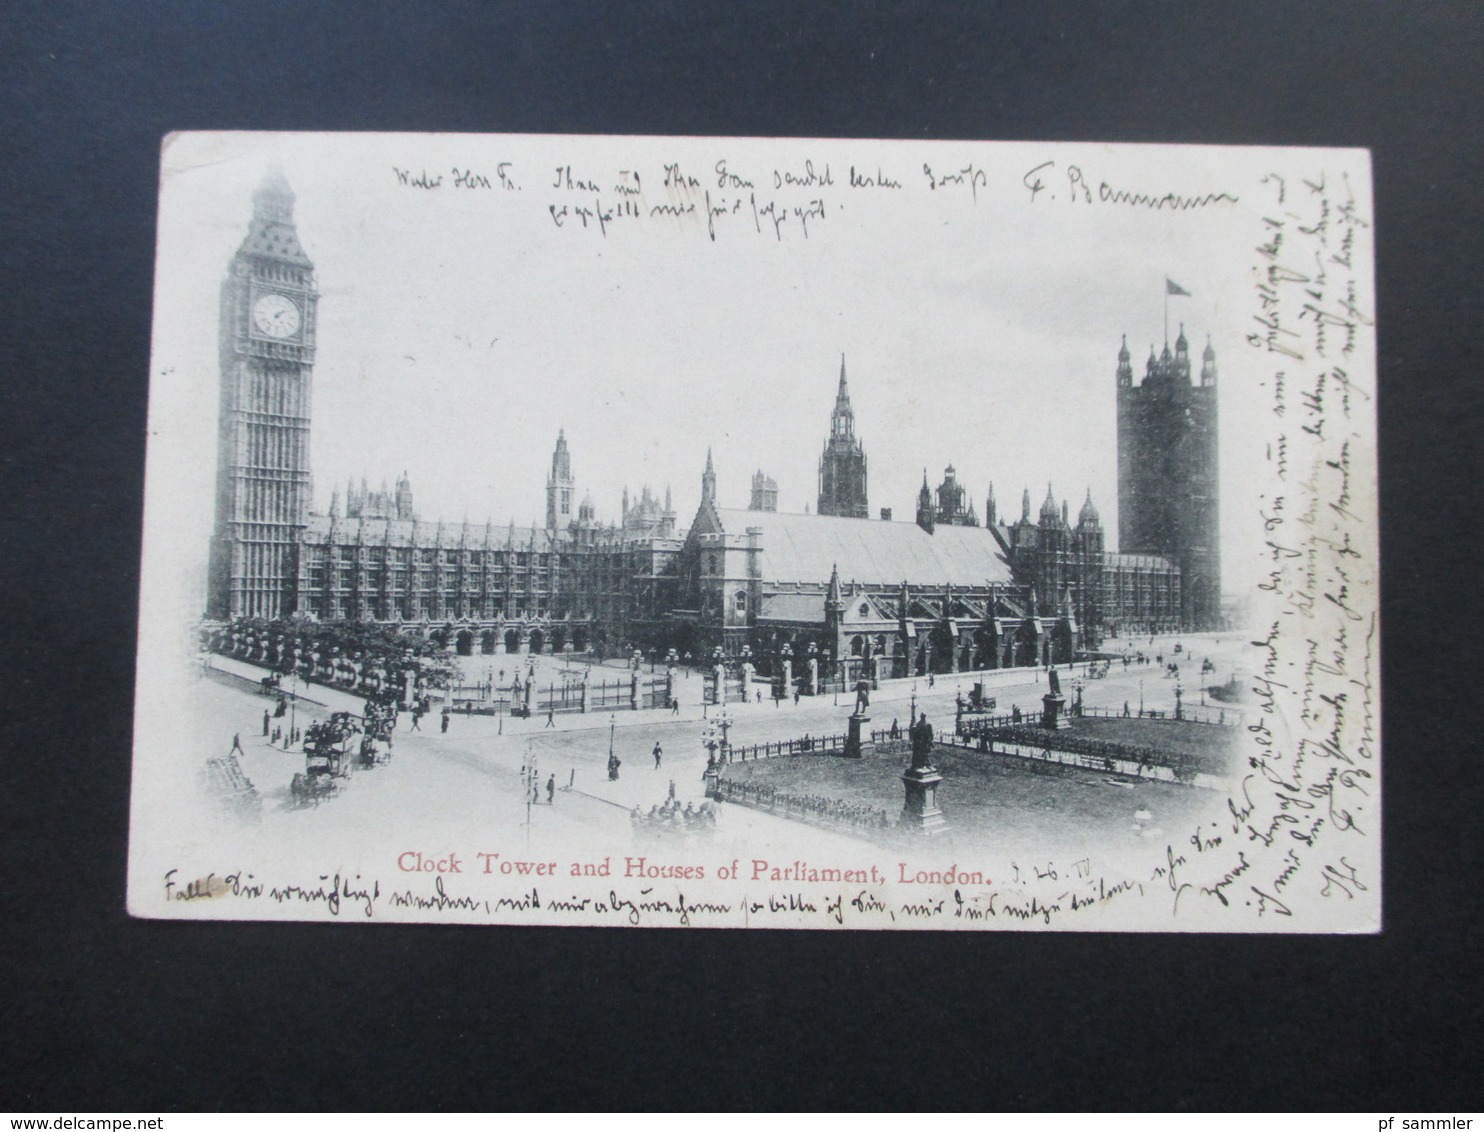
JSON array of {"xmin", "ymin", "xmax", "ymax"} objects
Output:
[
  {"xmin": 305, "ymin": 548, "xmax": 559, "ymax": 567},
  {"xmin": 307, "ymin": 572, "xmax": 562, "ymax": 593},
  {"xmin": 304, "ymin": 599, "xmax": 556, "ymax": 620}
]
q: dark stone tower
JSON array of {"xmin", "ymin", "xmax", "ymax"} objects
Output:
[
  {"xmin": 394, "ymin": 471, "xmax": 415, "ymax": 521},
  {"xmin": 546, "ymin": 429, "xmax": 574, "ymax": 530},
  {"xmin": 1072, "ymin": 489, "xmax": 1105, "ymax": 644},
  {"xmin": 208, "ymin": 168, "xmax": 318, "ymax": 620},
  {"xmin": 1036, "ymin": 484, "xmax": 1066, "ymax": 599},
  {"xmin": 817, "ymin": 355, "xmax": 869, "ymax": 518},
  {"xmin": 1116, "ymin": 327, "xmax": 1221, "ymax": 629},
  {"xmin": 933, "ymin": 464, "xmax": 979, "ymax": 527},
  {"xmin": 915, "ymin": 471, "xmax": 935, "ymax": 533},
  {"xmin": 749, "ymin": 469, "xmax": 778, "ymax": 512}
]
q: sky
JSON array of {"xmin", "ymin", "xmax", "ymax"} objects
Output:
[{"xmin": 144, "ymin": 132, "xmax": 1372, "ymax": 606}]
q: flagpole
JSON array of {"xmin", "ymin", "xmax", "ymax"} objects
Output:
[{"xmin": 1164, "ymin": 283, "xmax": 1169, "ymax": 347}]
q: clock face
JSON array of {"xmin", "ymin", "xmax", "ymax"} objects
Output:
[{"xmin": 252, "ymin": 292, "xmax": 302, "ymax": 339}]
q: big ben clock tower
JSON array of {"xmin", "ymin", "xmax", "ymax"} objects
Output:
[{"xmin": 207, "ymin": 168, "xmax": 318, "ymax": 620}]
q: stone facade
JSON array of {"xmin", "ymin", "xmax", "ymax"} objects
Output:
[
  {"xmin": 1116, "ymin": 329, "xmax": 1221, "ymax": 630},
  {"xmin": 207, "ymin": 173, "xmax": 1219, "ymax": 667}
]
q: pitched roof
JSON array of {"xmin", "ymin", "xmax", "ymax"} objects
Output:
[
  {"xmin": 239, "ymin": 219, "xmax": 313, "ymax": 268},
  {"xmin": 758, "ymin": 593, "xmax": 826, "ymax": 623},
  {"xmin": 712, "ymin": 509, "xmax": 1014, "ymax": 588}
]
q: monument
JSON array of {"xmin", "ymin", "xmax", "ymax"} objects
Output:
[
  {"xmin": 1041, "ymin": 667, "xmax": 1072, "ymax": 730},
  {"xmin": 900, "ymin": 711, "xmax": 947, "ymax": 834},
  {"xmin": 843, "ymin": 676, "xmax": 873, "ymax": 758}
]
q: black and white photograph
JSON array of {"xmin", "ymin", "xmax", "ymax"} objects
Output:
[{"xmin": 129, "ymin": 131, "xmax": 1378, "ymax": 931}]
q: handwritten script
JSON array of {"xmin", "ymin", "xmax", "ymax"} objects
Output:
[{"xmin": 1233, "ymin": 167, "xmax": 1377, "ymax": 923}]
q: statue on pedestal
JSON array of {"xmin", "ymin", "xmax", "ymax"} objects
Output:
[
  {"xmin": 900, "ymin": 710, "xmax": 946, "ymax": 833},
  {"xmin": 909, "ymin": 711, "xmax": 935, "ymax": 770}
]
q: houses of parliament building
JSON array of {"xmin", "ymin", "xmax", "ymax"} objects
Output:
[{"xmin": 207, "ymin": 171, "xmax": 1220, "ymax": 675}]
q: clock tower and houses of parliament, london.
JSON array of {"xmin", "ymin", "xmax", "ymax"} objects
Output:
[{"xmin": 205, "ymin": 171, "xmax": 1221, "ymax": 666}]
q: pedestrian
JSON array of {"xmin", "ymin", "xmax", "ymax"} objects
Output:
[
  {"xmin": 546, "ymin": 775, "xmax": 555, "ymax": 805},
  {"xmin": 653, "ymin": 742, "xmax": 663, "ymax": 769},
  {"xmin": 793, "ymin": 689, "xmax": 800, "ymax": 706},
  {"xmin": 755, "ymin": 689, "xmax": 761, "ymax": 704},
  {"xmin": 928, "ymin": 673, "xmax": 935, "ymax": 688},
  {"xmin": 262, "ymin": 710, "xmax": 270, "ymax": 737},
  {"xmin": 671, "ymin": 697, "xmax": 680, "ymax": 715},
  {"xmin": 1123, "ymin": 701, "xmax": 1131, "ymax": 717},
  {"xmin": 545, "ymin": 707, "xmax": 555, "ymax": 728},
  {"xmin": 668, "ymin": 779, "xmax": 677, "ymax": 803},
  {"xmin": 441, "ymin": 712, "xmax": 449, "ymax": 734},
  {"xmin": 410, "ymin": 712, "xmax": 421, "ymax": 731},
  {"xmin": 230, "ymin": 732, "xmax": 245, "ymax": 757}
]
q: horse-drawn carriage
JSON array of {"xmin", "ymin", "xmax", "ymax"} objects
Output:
[{"xmin": 289, "ymin": 711, "xmax": 361, "ymax": 804}]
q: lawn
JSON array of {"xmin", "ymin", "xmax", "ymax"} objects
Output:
[
  {"xmin": 724, "ymin": 739, "xmax": 1225, "ymax": 857},
  {"xmin": 1062, "ymin": 717, "xmax": 1238, "ymax": 774}
]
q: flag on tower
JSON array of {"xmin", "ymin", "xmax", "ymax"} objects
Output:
[{"xmin": 1166, "ymin": 277, "xmax": 1192, "ymax": 296}]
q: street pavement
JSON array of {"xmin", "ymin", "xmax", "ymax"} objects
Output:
[{"xmin": 194, "ymin": 630, "xmax": 1252, "ymax": 855}]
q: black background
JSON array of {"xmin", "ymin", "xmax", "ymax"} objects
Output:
[{"xmin": 2, "ymin": 1, "xmax": 1480, "ymax": 1112}]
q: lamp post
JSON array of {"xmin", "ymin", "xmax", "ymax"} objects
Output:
[
  {"xmin": 286, "ymin": 672, "xmax": 298, "ymax": 749},
  {"xmin": 701, "ymin": 709, "xmax": 730, "ymax": 797},
  {"xmin": 1139, "ymin": 678, "xmax": 1145, "ymax": 718}
]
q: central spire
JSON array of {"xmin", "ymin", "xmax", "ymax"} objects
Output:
[
  {"xmin": 818, "ymin": 355, "xmax": 869, "ymax": 518},
  {"xmin": 831, "ymin": 354, "xmax": 854, "ymax": 440}
]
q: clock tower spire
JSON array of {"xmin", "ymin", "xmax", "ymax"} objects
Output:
[{"xmin": 207, "ymin": 167, "xmax": 319, "ymax": 620}]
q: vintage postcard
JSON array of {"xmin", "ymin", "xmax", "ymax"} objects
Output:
[{"xmin": 129, "ymin": 132, "xmax": 1378, "ymax": 930}]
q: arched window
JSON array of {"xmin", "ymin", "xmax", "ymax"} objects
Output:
[{"xmin": 734, "ymin": 590, "xmax": 748, "ymax": 616}]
